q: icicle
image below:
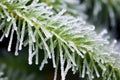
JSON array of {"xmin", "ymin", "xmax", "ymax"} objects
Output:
[
  {"xmin": 53, "ymin": 52, "xmax": 59, "ymax": 80},
  {"xmin": 93, "ymin": 64, "xmax": 100, "ymax": 77},
  {"xmin": 51, "ymin": 50, "xmax": 56, "ymax": 68},
  {"xmin": 15, "ymin": 40, "xmax": 19, "ymax": 56},
  {"xmin": 53, "ymin": 67, "xmax": 58, "ymax": 80},
  {"xmin": 8, "ymin": 28, "xmax": 14, "ymax": 51},
  {"xmin": 0, "ymin": 34, "xmax": 4, "ymax": 42},
  {"xmin": 59, "ymin": 43, "xmax": 65, "ymax": 80},
  {"xmin": 50, "ymin": 39, "xmax": 56, "ymax": 68},
  {"xmin": 28, "ymin": 36, "xmax": 39, "ymax": 65},
  {"xmin": 19, "ymin": 21, "xmax": 25, "ymax": 50},
  {"xmin": 28, "ymin": 40, "xmax": 33, "ymax": 65},
  {"xmin": 29, "ymin": 46, "xmax": 39, "ymax": 65},
  {"xmin": 28, "ymin": 26, "xmax": 37, "ymax": 65},
  {"xmin": 32, "ymin": 44, "xmax": 35, "ymax": 51},
  {"xmin": 35, "ymin": 46, "xmax": 39, "ymax": 65},
  {"xmin": 81, "ymin": 62, "xmax": 85, "ymax": 78}
]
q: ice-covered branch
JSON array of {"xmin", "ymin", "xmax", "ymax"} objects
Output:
[{"xmin": 0, "ymin": 0, "xmax": 120, "ymax": 80}]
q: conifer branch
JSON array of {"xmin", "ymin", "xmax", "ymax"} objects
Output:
[{"xmin": 0, "ymin": 0, "xmax": 120, "ymax": 80}]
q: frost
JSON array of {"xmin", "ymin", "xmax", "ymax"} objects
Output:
[{"xmin": 0, "ymin": 1, "xmax": 120, "ymax": 80}]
